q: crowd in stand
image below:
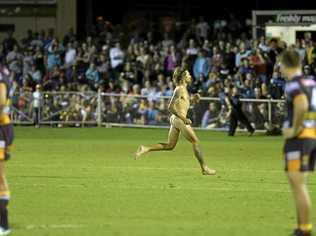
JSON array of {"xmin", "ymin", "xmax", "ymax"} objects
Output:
[{"xmin": 4, "ymin": 16, "xmax": 316, "ymax": 128}]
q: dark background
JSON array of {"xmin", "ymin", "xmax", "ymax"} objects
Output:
[
  {"xmin": 77, "ymin": 0, "xmax": 316, "ymax": 24},
  {"xmin": 76, "ymin": 0, "xmax": 316, "ymax": 37}
]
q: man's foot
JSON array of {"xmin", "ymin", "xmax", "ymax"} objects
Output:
[
  {"xmin": 135, "ymin": 145, "xmax": 149, "ymax": 160},
  {"xmin": 292, "ymin": 229, "xmax": 312, "ymax": 236},
  {"xmin": 0, "ymin": 227, "xmax": 11, "ymax": 235},
  {"xmin": 248, "ymin": 129, "xmax": 255, "ymax": 136},
  {"xmin": 201, "ymin": 166, "xmax": 216, "ymax": 175}
]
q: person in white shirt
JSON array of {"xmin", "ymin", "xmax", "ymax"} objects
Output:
[
  {"xmin": 110, "ymin": 42, "xmax": 124, "ymax": 69},
  {"xmin": 31, "ymin": 84, "xmax": 41, "ymax": 128},
  {"xmin": 65, "ymin": 42, "xmax": 76, "ymax": 67}
]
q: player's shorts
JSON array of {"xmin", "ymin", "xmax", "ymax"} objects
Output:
[
  {"xmin": 0, "ymin": 124, "xmax": 14, "ymax": 161},
  {"xmin": 283, "ymin": 138, "xmax": 316, "ymax": 172}
]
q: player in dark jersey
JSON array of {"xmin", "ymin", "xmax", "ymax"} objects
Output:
[
  {"xmin": 281, "ymin": 50, "xmax": 316, "ymax": 236},
  {"xmin": 0, "ymin": 64, "xmax": 13, "ymax": 235}
]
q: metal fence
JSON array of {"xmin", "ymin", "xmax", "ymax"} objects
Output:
[{"xmin": 10, "ymin": 91, "xmax": 285, "ymax": 131}]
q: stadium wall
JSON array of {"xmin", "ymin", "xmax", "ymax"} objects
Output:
[{"xmin": 0, "ymin": 0, "xmax": 76, "ymax": 41}]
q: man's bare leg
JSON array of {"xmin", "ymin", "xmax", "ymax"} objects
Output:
[
  {"xmin": 288, "ymin": 172, "xmax": 312, "ymax": 234},
  {"xmin": 180, "ymin": 124, "xmax": 216, "ymax": 175},
  {"xmin": 135, "ymin": 126, "xmax": 179, "ymax": 159}
]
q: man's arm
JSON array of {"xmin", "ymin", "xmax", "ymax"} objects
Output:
[
  {"xmin": 0, "ymin": 83, "xmax": 7, "ymax": 116},
  {"xmin": 283, "ymin": 94, "xmax": 308, "ymax": 139},
  {"xmin": 225, "ymin": 97, "xmax": 232, "ymax": 119}
]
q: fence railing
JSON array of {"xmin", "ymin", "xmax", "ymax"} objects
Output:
[{"xmin": 10, "ymin": 91, "xmax": 286, "ymax": 131}]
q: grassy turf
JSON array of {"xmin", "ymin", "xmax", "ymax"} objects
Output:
[{"xmin": 7, "ymin": 127, "xmax": 315, "ymax": 236}]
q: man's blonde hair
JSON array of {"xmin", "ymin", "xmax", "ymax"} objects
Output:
[{"xmin": 172, "ymin": 67, "xmax": 186, "ymax": 84}]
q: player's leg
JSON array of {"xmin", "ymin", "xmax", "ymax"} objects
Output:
[
  {"xmin": 287, "ymin": 171, "xmax": 312, "ymax": 236},
  {"xmin": 238, "ymin": 113, "xmax": 255, "ymax": 135},
  {"xmin": 179, "ymin": 124, "xmax": 216, "ymax": 175},
  {"xmin": 228, "ymin": 115, "xmax": 237, "ymax": 136},
  {"xmin": 284, "ymin": 138, "xmax": 314, "ymax": 236},
  {"xmin": 135, "ymin": 125, "xmax": 180, "ymax": 159}
]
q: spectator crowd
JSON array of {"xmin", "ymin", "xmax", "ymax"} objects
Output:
[{"xmin": 4, "ymin": 16, "xmax": 316, "ymax": 129}]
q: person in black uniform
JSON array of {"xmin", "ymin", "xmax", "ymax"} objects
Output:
[
  {"xmin": 224, "ymin": 86, "xmax": 254, "ymax": 136},
  {"xmin": 281, "ymin": 50, "xmax": 316, "ymax": 236}
]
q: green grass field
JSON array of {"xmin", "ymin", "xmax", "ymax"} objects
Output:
[{"xmin": 7, "ymin": 127, "xmax": 316, "ymax": 236}]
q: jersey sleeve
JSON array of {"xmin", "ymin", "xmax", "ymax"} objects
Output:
[
  {"xmin": 0, "ymin": 73, "xmax": 4, "ymax": 84},
  {"xmin": 285, "ymin": 80, "xmax": 303, "ymax": 101}
]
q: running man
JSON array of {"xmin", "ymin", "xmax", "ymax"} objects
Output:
[
  {"xmin": 135, "ymin": 67, "xmax": 216, "ymax": 175},
  {"xmin": 281, "ymin": 49, "xmax": 316, "ymax": 236}
]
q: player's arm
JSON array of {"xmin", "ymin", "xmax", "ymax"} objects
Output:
[
  {"xmin": 0, "ymin": 83, "xmax": 6, "ymax": 116},
  {"xmin": 283, "ymin": 94, "xmax": 308, "ymax": 139},
  {"xmin": 225, "ymin": 97, "xmax": 232, "ymax": 118},
  {"xmin": 168, "ymin": 87, "xmax": 190, "ymax": 124}
]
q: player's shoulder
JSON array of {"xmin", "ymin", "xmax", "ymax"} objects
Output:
[
  {"xmin": 285, "ymin": 79, "xmax": 302, "ymax": 94},
  {"xmin": 174, "ymin": 85, "xmax": 186, "ymax": 93}
]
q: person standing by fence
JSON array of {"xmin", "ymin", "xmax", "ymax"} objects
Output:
[{"xmin": 30, "ymin": 84, "xmax": 41, "ymax": 128}]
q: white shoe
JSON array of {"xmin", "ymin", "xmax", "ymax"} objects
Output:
[{"xmin": 0, "ymin": 227, "xmax": 11, "ymax": 235}]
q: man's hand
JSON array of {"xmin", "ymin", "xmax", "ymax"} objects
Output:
[{"xmin": 184, "ymin": 118, "xmax": 192, "ymax": 125}]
